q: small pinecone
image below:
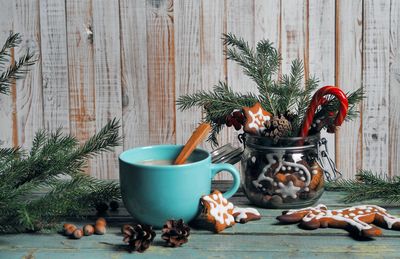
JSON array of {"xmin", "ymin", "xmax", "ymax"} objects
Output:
[
  {"xmin": 161, "ymin": 219, "xmax": 191, "ymax": 247},
  {"xmin": 263, "ymin": 114, "xmax": 292, "ymax": 141},
  {"xmin": 122, "ymin": 224, "xmax": 156, "ymax": 253}
]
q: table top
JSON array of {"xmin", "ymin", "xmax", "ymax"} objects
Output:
[{"xmin": 1, "ymin": 181, "xmax": 400, "ymax": 259}]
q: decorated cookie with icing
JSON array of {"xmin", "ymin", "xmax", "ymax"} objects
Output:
[
  {"xmin": 201, "ymin": 190, "xmax": 235, "ymax": 233},
  {"xmin": 232, "ymin": 207, "xmax": 261, "ymax": 223},
  {"xmin": 277, "ymin": 204, "xmax": 400, "ymax": 237},
  {"xmin": 243, "ymin": 102, "xmax": 272, "ymax": 135}
]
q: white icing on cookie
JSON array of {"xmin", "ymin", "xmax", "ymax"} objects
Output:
[
  {"xmin": 232, "ymin": 207, "xmax": 261, "ymax": 222},
  {"xmin": 247, "ymin": 107, "xmax": 271, "ymax": 133},
  {"xmin": 276, "ymin": 181, "xmax": 301, "ymax": 198},
  {"xmin": 203, "ymin": 192, "xmax": 234, "ymax": 226},
  {"xmin": 283, "ymin": 204, "xmax": 400, "ymax": 231}
]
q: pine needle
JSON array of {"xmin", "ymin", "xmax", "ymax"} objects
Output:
[
  {"xmin": 0, "ymin": 32, "xmax": 37, "ymax": 95},
  {"xmin": 326, "ymin": 170, "xmax": 400, "ymax": 204},
  {"xmin": 0, "ymin": 119, "xmax": 122, "ymax": 233},
  {"xmin": 178, "ymin": 33, "xmax": 363, "ymax": 145}
]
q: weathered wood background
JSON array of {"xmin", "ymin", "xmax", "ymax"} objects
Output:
[{"xmin": 0, "ymin": 0, "xmax": 399, "ymax": 180}]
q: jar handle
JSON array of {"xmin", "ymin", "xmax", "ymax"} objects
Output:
[{"xmin": 317, "ymin": 138, "xmax": 342, "ymax": 181}]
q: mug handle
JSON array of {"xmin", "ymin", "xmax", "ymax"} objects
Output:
[{"xmin": 210, "ymin": 163, "xmax": 240, "ymax": 199}]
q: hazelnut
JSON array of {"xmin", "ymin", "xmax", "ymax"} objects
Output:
[
  {"xmin": 95, "ymin": 224, "xmax": 106, "ymax": 235},
  {"xmin": 95, "ymin": 217, "xmax": 107, "ymax": 227},
  {"xmin": 83, "ymin": 224, "xmax": 95, "ymax": 236},
  {"xmin": 72, "ymin": 229, "xmax": 83, "ymax": 239},
  {"xmin": 64, "ymin": 224, "xmax": 77, "ymax": 236}
]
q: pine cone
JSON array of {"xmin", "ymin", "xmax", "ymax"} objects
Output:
[
  {"xmin": 122, "ymin": 224, "xmax": 156, "ymax": 253},
  {"xmin": 161, "ymin": 219, "xmax": 190, "ymax": 247},
  {"xmin": 263, "ymin": 114, "xmax": 292, "ymax": 141}
]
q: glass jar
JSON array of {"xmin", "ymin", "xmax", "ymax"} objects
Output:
[{"xmin": 241, "ymin": 133, "xmax": 324, "ymax": 209}]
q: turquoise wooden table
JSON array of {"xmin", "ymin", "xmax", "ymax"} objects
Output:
[{"xmin": 1, "ymin": 181, "xmax": 400, "ymax": 258}]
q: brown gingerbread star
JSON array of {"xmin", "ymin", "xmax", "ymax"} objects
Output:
[{"xmin": 242, "ymin": 102, "xmax": 272, "ymax": 135}]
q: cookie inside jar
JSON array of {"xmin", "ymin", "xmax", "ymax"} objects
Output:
[{"xmin": 241, "ymin": 133, "xmax": 324, "ymax": 209}]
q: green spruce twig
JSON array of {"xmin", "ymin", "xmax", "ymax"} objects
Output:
[
  {"xmin": 326, "ymin": 170, "xmax": 400, "ymax": 204},
  {"xmin": 0, "ymin": 32, "xmax": 36, "ymax": 95},
  {"xmin": 0, "ymin": 119, "xmax": 122, "ymax": 233}
]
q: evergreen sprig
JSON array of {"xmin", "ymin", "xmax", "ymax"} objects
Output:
[
  {"xmin": 0, "ymin": 119, "xmax": 122, "ymax": 233},
  {"xmin": 177, "ymin": 33, "xmax": 362, "ymax": 146},
  {"xmin": 326, "ymin": 170, "xmax": 400, "ymax": 204},
  {"xmin": 0, "ymin": 32, "xmax": 36, "ymax": 95}
]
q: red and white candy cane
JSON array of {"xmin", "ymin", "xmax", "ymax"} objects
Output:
[{"xmin": 299, "ymin": 86, "xmax": 349, "ymax": 138}]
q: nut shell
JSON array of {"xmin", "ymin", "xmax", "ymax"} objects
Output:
[
  {"xmin": 64, "ymin": 224, "xmax": 77, "ymax": 236},
  {"xmin": 72, "ymin": 229, "xmax": 83, "ymax": 239},
  {"xmin": 83, "ymin": 224, "xmax": 95, "ymax": 236},
  {"xmin": 95, "ymin": 224, "xmax": 106, "ymax": 235},
  {"xmin": 95, "ymin": 217, "xmax": 107, "ymax": 227}
]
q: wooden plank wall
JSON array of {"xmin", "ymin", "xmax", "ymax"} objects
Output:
[{"xmin": 1, "ymin": 0, "xmax": 400, "ymax": 180}]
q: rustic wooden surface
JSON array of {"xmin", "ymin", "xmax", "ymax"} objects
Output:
[
  {"xmin": 1, "ymin": 181, "xmax": 400, "ymax": 258},
  {"xmin": 1, "ymin": 0, "xmax": 400, "ymax": 179}
]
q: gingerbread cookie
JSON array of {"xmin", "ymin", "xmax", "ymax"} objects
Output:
[
  {"xmin": 277, "ymin": 204, "xmax": 400, "ymax": 237},
  {"xmin": 243, "ymin": 102, "xmax": 272, "ymax": 135},
  {"xmin": 232, "ymin": 207, "xmax": 261, "ymax": 223},
  {"xmin": 201, "ymin": 190, "xmax": 235, "ymax": 233}
]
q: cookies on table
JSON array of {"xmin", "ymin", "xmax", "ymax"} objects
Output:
[
  {"xmin": 200, "ymin": 190, "xmax": 235, "ymax": 233},
  {"xmin": 277, "ymin": 204, "xmax": 400, "ymax": 237},
  {"xmin": 232, "ymin": 207, "xmax": 261, "ymax": 223},
  {"xmin": 242, "ymin": 102, "xmax": 272, "ymax": 135}
]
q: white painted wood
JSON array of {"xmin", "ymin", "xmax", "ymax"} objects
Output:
[
  {"xmin": 91, "ymin": 0, "xmax": 123, "ymax": 179},
  {"xmin": 335, "ymin": 0, "xmax": 363, "ymax": 178},
  {"xmin": 389, "ymin": 0, "xmax": 400, "ymax": 177},
  {"xmin": 66, "ymin": 0, "xmax": 96, "ymax": 175},
  {"xmin": 280, "ymin": 0, "xmax": 305, "ymax": 75},
  {"xmin": 199, "ymin": 0, "xmax": 228, "ymax": 180},
  {"xmin": 254, "ymin": 0, "xmax": 280, "ymax": 48},
  {"xmin": 174, "ymin": 0, "xmax": 202, "ymax": 146},
  {"xmin": 362, "ymin": 0, "xmax": 390, "ymax": 174},
  {"xmin": 308, "ymin": 0, "xmax": 336, "ymax": 174},
  {"xmin": 2, "ymin": 0, "xmax": 399, "ymax": 180},
  {"xmin": 0, "ymin": 0, "xmax": 15, "ymax": 147},
  {"xmin": 39, "ymin": 0, "xmax": 70, "ymax": 133},
  {"xmin": 199, "ymin": 0, "xmax": 226, "ymax": 147},
  {"xmin": 146, "ymin": 0, "xmax": 176, "ymax": 145},
  {"xmin": 66, "ymin": 0, "xmax": 96, "ymax": 140},
  {"xmin": 119, "ymin": 0, "xmax": 150, "ymax": 149},
  {"xmin": 13, "ymin": 0, "xmax": 44, "ymax": 149}
]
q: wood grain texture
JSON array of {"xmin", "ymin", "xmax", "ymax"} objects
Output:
[
  {"xmin": 389, "ymin": 0, "xmax": 400, "ymax": 177},
  {"xmin": 0, "ymin": 0, "xmax": 15, "ymax": 147},
  {"xmin": 199, "ymin": 0, "xmax": 228, "ymax": 180},
  {"xmin": 2, "ymin": 188, "xmax": 400, "ymax": 258},
  {"xmin": 174, "ymin": 0, "xmax": 201, "ymax": 146},
  {"xmin": 308, "ymin": 0, "xmax": 336, "ymax": 170},
  {"xmin": 335, "ymin": 0, "xmax": 363, "ymax": 178},
  {"xmin": 3, "ymin": 0, "xmax": 400, "ymax": 180},
  {"xmin": 362, "ymin": 0, "xmax": 390, "ymax": 174},
  {"xmin": 66, "ymin": 0, "xmax": 96, "ymax": 145},
  {"xmin": 39, "ymin": 0, "xmax": 70, "ymax": 133},
  {"xmin": 13, "ymin": 0, "xmax": 44, "ymax": 149},
  {"xmin": 254, "ymin": 0, "xmax": 280, "ymax": 48},
  {"xmin": 91, "ymin": 0, "xmax": 123, "ymax": 179},
  {"xmin": 280, "ymin": 0, "xmax": 305, "ymax": 75},
  {"xmin": 119, "ymin": 0, "xmax": 150, "ymax": 149},
  {"xmin": 146, "ymin": 0, "xmax": 176, "ymax": 145}
]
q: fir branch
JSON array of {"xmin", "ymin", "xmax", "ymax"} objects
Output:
[
  {"xmin": 0, "ymin": 32, "xmax": 36, "ymax": 95},
  {"xmin": 177, "ymin": 33, "xmax": 363, "ymax": 145},
  {"xmin": 0, "ymin": 32, "xmax": 22, "ymax": 65},
  {"xmin": 0, "ymin": 119, "xmax": 122, "ymax": 233},
  {"xmin": 326, "ymin": 170, "xmax": 400, "ymax": 204}
]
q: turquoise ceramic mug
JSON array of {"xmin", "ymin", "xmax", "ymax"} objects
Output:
[{"xmin": 119, "ymin": 145, "xmax": 240, "ymax": 228}]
